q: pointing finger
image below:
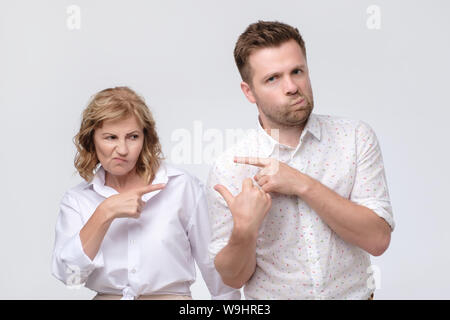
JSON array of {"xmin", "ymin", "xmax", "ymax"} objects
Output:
[
  {"xmin": 234, "ymin": 156, "xmax": 270, "ymax": 167},
  {"xmin": 214, "ymin": 184, "xmax": 235, "ymax": 207},
  {"xmin": 135, "ymin": 183, "xmax": 166, "ymax": 196},
  {"xmin": 265, "ymin": 193, "xmax": 272, "ymax": 209},
  {"xmin": 254, "ymin": 168, "xmax": 269, "ymax": 181},
  {"xmin": 242, "ymin": 177, "xmax": 254, "ymax": 191}
]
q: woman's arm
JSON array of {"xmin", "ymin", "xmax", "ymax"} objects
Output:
[
  {"xmin": 79, "ymin": 205, "xmax": 114, "ymax": 261},
  {"xmin": 52, "ymin": 192, "xmax": 105, "ymax": 286},
  {"xmin": 80, "ymin": 183, "xmax": 166, "ymax": 260}
]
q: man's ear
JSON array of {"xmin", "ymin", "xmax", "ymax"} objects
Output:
[{"xmin": 240, "ymin": 81, "xmax": 256, "ymax": 104}]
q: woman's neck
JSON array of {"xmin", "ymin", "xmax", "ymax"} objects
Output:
[{"xmin": 105, "ymin": 168, "xmax": 145, "ymax": 193}]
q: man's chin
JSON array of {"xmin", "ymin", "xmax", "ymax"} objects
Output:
[{"xmin": 284, "ymin": 108, "xmax": 312, "ymax": 127}]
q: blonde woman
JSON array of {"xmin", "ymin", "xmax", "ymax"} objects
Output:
[{"xmin": 51, "ymin": 87, "xmax": 240, "ymax": 300}]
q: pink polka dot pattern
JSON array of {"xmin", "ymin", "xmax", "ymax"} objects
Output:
[{"xmin": 206, "ymin": 113, "xmax": 394, "ymax": 300}]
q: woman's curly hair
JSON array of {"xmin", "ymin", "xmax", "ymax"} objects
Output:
[{"xmin": 73, "ymin": 86, "xmax": 163, "ymax": 183}]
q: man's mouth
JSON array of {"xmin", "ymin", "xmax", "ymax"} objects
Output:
[{"xmin": 291, "ymin": 98, "xmax": 305, "ymax": 106}]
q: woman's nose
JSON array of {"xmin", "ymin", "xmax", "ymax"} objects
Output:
[{"xmin": 116, "ymin": 139, "xmax": 129, "ymax": 155}]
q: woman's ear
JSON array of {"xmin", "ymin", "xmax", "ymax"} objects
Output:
[{"xmin": 240, "ymin": 81, "xmax": 256, "ymax": 104}]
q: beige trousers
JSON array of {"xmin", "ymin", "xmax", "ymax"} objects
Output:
[
  {"xmin": 93, "ymin": 293, "xmax": 373, "ymax": 300},
  {"xmin": 93, "ymin": 293, "xmax": 192, "ymax": 300}
]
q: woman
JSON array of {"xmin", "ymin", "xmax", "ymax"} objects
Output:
[{"xmin": 51, "ymin": 86, "xmax": 240, "ymax": 300}]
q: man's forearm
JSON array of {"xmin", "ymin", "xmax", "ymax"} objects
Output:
[
  {"xmin": 296, "ymin": 175, "xmax": 391, "ymax": 256},
  {"xmin": 214, "ymin": 226, "xmax": 257, "ymax": 289}
]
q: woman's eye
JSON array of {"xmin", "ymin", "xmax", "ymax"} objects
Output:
[
  {"xmin": 267, "ymin": 76, "xmax": 276, "ymax": 83},
  {"xmin": 130, "ymin": 135, "xmax": 139, "ymax": 140},
  {"xmin": 106, "ymin": 136, "xmax": 116, "ymax": 140}
]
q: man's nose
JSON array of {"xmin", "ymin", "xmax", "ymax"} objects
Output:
[{"xmin": 283, "ymin": 76, "xmax": 298, "ymax": 96}]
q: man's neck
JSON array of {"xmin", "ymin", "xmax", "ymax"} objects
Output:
[{"xmin": 258, "ymin": 116, "xmax": 304, "ymax": 148}]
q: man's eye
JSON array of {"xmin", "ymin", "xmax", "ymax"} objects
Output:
[
  {"xmin": 293, "ymin": 69, "xmax": 302, "ymax": 75},
  {"xmin": 267, "ymin": 76, "xmax": 276, "ymax": 83}
]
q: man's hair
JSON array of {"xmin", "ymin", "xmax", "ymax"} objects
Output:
[{"xmin": 234, "ymin": 20, "xmax": 307, "ymax": 85}]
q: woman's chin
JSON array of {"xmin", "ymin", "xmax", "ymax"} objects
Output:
[{"xmin": 104, "ymin": 164, "xmax": 134, "ymax": 176}]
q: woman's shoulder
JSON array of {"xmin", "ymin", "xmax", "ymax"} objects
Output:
[
  {"xmin": 60, "ymin": 179, "xmax": 92, "ymax": 204},
  {"xmin": 162, "ymin": 162, "xmax": 205, "ymax": 193}
]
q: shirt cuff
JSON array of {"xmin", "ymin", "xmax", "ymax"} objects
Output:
[
  {"xmin": 359, "ymin": 199, "xmax": 395, "ymax": 231},
  {"xmin": 60, "ymin": 231, "xmax": 104, "ymax": 275},
  {"xmin": 372, "ymin": 206, "xmax": 395, "ymax": 232}
]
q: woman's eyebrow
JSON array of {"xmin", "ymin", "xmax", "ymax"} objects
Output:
[
  {"xmin": 101, "ymin": 130, "xmax": 140, "ymax": 136},
  {"xmin": 126, "ymin": 130, "xmax": 140, "ymax": 135}
]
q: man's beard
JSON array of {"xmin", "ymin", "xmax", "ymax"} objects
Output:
[{"xmin": 259, "ymin": 94, "xmax": 314, "ymax": 128}]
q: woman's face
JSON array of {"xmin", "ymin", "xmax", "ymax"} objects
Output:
[{"xmin": 93, "ymin": 115, "xmax": 144, "ymax": 177}]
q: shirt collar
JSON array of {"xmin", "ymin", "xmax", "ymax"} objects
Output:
[
  {"xmin": 84, "ymin": 162, "xmax": 181, "ymax": 201},
  {"xmin": 256, "ymin": 113, "xmax": 321, "ymax": 158}
]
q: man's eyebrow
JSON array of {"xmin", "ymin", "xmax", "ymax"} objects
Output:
[
  {"xmin": 262, "ymin": 65, "xmax": 307, "ymax": 80},
  {"xmin": 293, "ymin": 64, "xmax": 306, "ymax": 70},
  {"xmin": 262, "ymin": 71, "xmax": 280, "ymax": 80}
]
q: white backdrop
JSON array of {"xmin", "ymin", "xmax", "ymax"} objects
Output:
[{"xmin": 1, "ymin": 0, "xmax": 449, "ymax": 299}]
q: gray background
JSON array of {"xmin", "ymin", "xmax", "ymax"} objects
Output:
[{"xmin": 1, "ymin": 0, "xmax": 449, "ymax": 299}]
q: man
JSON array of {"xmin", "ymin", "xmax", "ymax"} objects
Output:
[{"xmin": 206, "ymin": 20, "xmax": 395, "ymax": 300}]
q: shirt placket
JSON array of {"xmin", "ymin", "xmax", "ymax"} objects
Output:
[
  {"xmin": 127, "ymin": 218, "xmax": 140, "ymax": 297},
  {"xmin": 300, "ymin": 209, "xmax": 324, "ymax": 299},
  {"xmin": 292, "ymin": 139, "xmax": 325, "ymax": 299}
]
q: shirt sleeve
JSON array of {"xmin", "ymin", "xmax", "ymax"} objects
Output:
[
  {"xmin": 51, "ymin": 191, "xmax": 104, "ymax": 287},
  {"xmin": 205, "ymin": 163, "xmax": 237, "ymax": 261},
  {"xmin": 187, "ymin": 182, "xmax": 241, "ymax": 300},
  {"xmin": 350, "ymin": 121, "xmax": 395, "ymax": 231}
]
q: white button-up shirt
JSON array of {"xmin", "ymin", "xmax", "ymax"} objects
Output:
[
  {"xmin": 52, "ymin": 162, "xmax": 240, "ymax": 300},
  {"xmin": 207, "ymin": 113, "xmax": 395, "ymax": 300}
]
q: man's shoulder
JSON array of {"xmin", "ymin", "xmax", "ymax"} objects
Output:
[
  {"xmin": 207, "ymin": 131, "xmax": 260, "ymax": 189},
  {"xmin": 211, "ymin": 128, "xmax": 258, "ymax": 169},
  {"xmin": 313, "ymin": 113, "xmax": 376, "ymax": 136},
  {"xmin": 314, "ymin": 113, "xmax": 361, "ymax": 128}
]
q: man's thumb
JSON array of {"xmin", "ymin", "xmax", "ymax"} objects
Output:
[{"xmin": 214, "ymin": 184, "xmax": 234, "ymax": 207}]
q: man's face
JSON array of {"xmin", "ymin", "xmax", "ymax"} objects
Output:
[{"xmin": 242, "ymin": 39, "xmax": 314, "ymax": 128}]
